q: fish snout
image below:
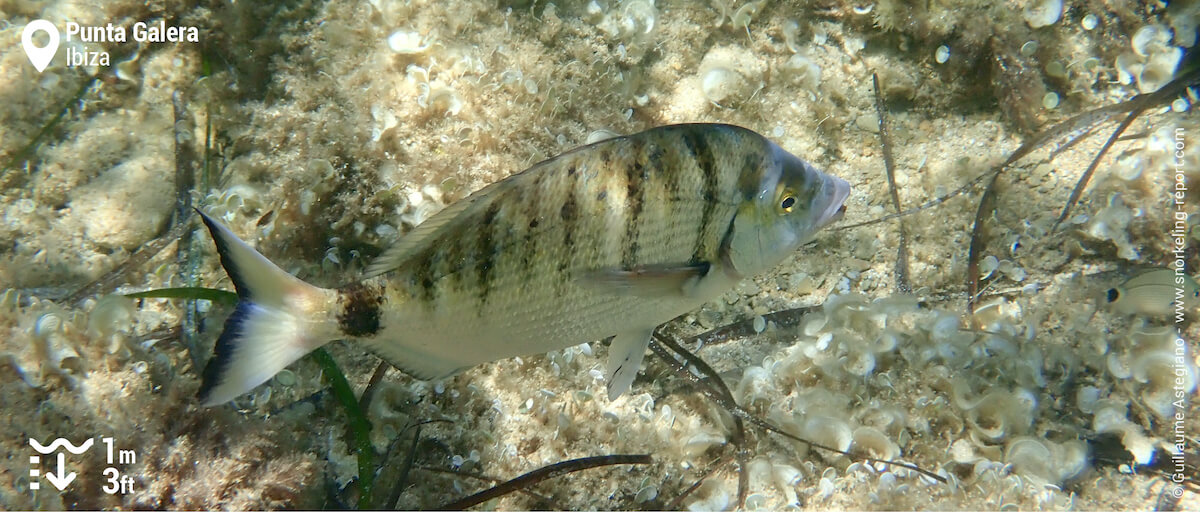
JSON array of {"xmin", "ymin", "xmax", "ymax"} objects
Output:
[{"xmin": 816, "ymin": 175, "xmax": 851, "ymax": 229}]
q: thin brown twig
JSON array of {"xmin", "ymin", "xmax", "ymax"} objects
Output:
[
  {"xmin": 414, "ymin": 465, "xmax": 559, "ymax": 507},
  {"xmin": 1048, "ymin": 121, "xmax": 1108, "ymax": 161},
  {"xmin": 436, "ymin": 454, "xmax": 652, "ymax": 510},
  {"xmin": 654, "ymin": 328, "xmax": 749, "ymax": 509},
  {"xmin": 966, "ymin": 169, "xmax": 1002, "ymax": 314},
  {"xmin": 380, "ymin": 419, "xmax": 453, "ymax": 469},
  {"xmin": 685, "ymin": 287, "xmax": 1023, "ymax": 351},
  {"xmin": 67, "ymin": 221, "xmax": 191, "ymax": 305},
  {"xmin": 1053, "ymin": 65, "xmax": 1200, "ymax": 230},
  {"xmin": 173, "ymin": 91, "xmax": 203, "ymax": 372},
  {"xmin": 1050, "ymin": 106, "xmax": 1149, "ymax": 231},
  {"xmin": 358, "ymin": 361, "xmax": 391, "ymax": 413},
  {"xmin": 967, "ymin": 99, "xmax": 1135, "ymax": 313},
  {"xmin": 648, "ymin": 339, "xmax": 946, "ymax": 483},
  {"xmin": 734, "ymin": 428, "xmax": 749, "ymax": 510},
  {"xmin": 832, "ymin": 87, "xmax": 1142, "ymax": 235},
  {"xmin": 386, "ymin": 424, "xmax": 421, "ymax": 509},
  {"xmin": 873, "ymin": 72, "xmax": 911, "ymax": 294},
  {"xmin": 966, "ymin": 65, "xmax": 1200, "ymax": 313},
  {"xmin": 830, "ymin": 166, "xmax": 995, "ymax": 232},
  {"xmin": 691, "ymin": 305, "xmax": 820, "ymax": 347},
  {"xmin": 664, "ymin": 453, "xmax": 735, "ymax": 511}
]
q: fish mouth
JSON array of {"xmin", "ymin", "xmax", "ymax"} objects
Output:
[{"xmin": 815, "ymin": 175, "xmax": 851, "ymax": 229}]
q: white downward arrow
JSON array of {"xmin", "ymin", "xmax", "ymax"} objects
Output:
[{"xmin": 44, "ymin": 452, "xmax": 76, "ymax": 491}]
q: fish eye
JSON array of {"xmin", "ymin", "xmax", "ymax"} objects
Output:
[
  {"xmin": 780, "ymin": 195, "xmax": 796, "ymax": 213},
  {"xmin": 1106, "ymin": 288, "xmax": 1119, "ymax": 303}
]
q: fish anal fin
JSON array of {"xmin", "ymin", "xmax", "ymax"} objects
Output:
[{"xmin": 358, "ymin": 337, "xmax": 470, "ymax": 382}]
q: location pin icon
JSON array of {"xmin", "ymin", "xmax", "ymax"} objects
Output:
[{"xmin": 22, "ymin": 20, "xmax": 60, "ymax": 73}]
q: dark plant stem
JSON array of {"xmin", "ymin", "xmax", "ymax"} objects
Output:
[
  {"xmin": 437, "ymin": 455, "xmax": 651, "ymax": 510},
  {"xmin": 873, "ymin": 72, "xmax": 911, "ymax": 294},
  {"xmin": 312, "ymin": 348, "xmax": 375, "ymax": 510}
]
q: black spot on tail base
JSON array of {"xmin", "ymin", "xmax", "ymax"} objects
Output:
[{"xmin": 338, "ymin": 283, "xmax": 385, "ymax": 337}]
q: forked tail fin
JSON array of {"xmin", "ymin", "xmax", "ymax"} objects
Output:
[{"xmin": 195, "ymin": 210, "xmax": 336, "ymax": 406}]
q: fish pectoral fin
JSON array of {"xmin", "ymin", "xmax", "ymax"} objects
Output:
[
  {"xmin": 606, "ymin": 329, "xmax": 654, "ymax": 400},
  {"xmin": 580, "ymin": 262, "xmax": 711, "ymax": 298}
]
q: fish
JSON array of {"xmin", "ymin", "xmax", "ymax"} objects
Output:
[
  {"xmin": 196, "ymin": 123, "xmax": 851, "ymax": 406},
  {"xmin": 1105, "ymin": 267, "xmax": 1199, "ymax": 317}
]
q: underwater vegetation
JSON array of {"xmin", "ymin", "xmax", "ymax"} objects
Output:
[{"xmin": 0, "ymin": 0, "xmax": 1198, "ymax": 510}]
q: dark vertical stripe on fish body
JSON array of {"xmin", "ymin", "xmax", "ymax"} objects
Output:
[
  {"xmin": 738, "ymin": 152, "xmax": 766, "ymax": 200},
  {"xmin": 681, "ymin": 128, "xmax": 721, "ymax": 262},
  {"xmin": 419, "ymin": 207, "xmax": 483, "ymax": 308},
  {"xmin": 649, "ymin": 142, "xmax": 677, "ymax": 198},
  {"xmin": 411, "ymin": 246, "xmax": 438, "ymax": 307},
  {"xmin": 559, "ymin": 181, "xmax": 578, "ymax": 275},
  {"xmin": 622, "ymin": 147, "xmax": 646, "ymax": 268},
  {"xmin": 435, "ymin": 226, "xmax": 465, "ymax": 294},
  {"xmin": 475, "ymin": 198, "xmax": 503, "ymax": 306},
  {"xmin": 516, "ymin": 188, "xmax": 538, "ymax": 293},
  {"xmin": 520, "ymin": 172, "xmax": 550, "ymax": 291}
]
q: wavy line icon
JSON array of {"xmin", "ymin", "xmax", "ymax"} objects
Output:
[{"xmin": 29, "ymin": 437, "xmax": 93, "ymax": 454}]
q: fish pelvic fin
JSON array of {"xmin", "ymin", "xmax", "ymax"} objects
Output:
[
  {"xmin": 606, "ymin": 328, "xmax": 654, "ymax": 400},
  {"xmin": 196, "ymin": 210, "xmax": 337, "ymax": 407}
]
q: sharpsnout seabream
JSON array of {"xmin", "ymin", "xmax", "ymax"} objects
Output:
[{"xmin": 196, "ymin": 123, "xmax": 851, "ymax": 406}]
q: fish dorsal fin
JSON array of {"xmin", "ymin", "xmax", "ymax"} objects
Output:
[
  {"xmin": 607, "ymin": 329, "xmax": 654, "ymax": 400},
  {"xmin": 363, "ymin": 179, "xmax": 513, "ymax": 278},
  {"xmin": 364, "ymin": 139, "xmax": 623, "ymax": 278},
  {"xmin": 580, "ymin": 263, "xmax": 711, "ymax": 298}
]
